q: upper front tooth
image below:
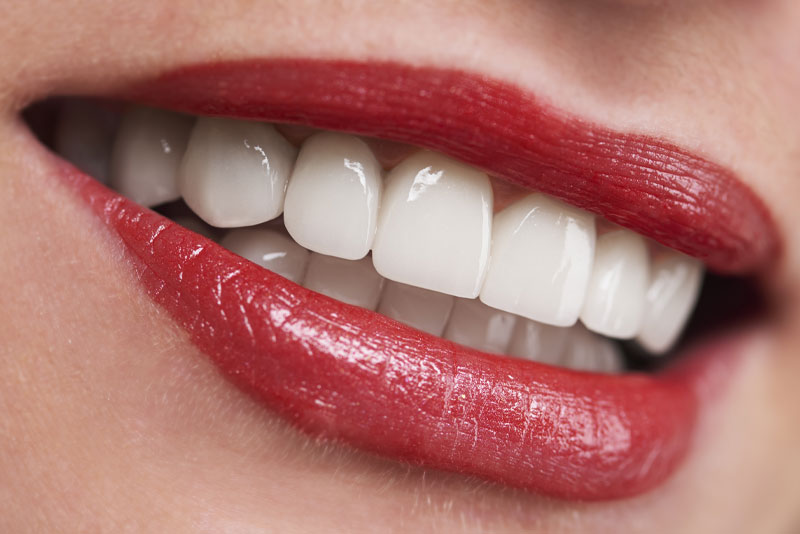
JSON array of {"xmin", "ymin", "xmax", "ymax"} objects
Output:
[
  {"xmin": 179, "ymin": 118, "xmax": 297, "ymax": 228},
  {"xmin": 219, "ymin": 228, "xmax": 309, "ymax": 284},
  {"xmin": 377, "ymin": 281, "xmax": 455, "ymax": 336},
  {"xmin": 283, "ymin": 132, "xmax": 383, "ymax": 260},
  {"xmin": 580, "ymin": 229, "xmax": 650, "ymax": 339},
  {"xmin": 637, "ymin": 252, "xmax": 703, "ymax": 354},
  {"xmin": 302, "ymin": 253, "xmax": 385, "ymax": 310},
  {"xmin": 109, "ymin": 106, "xmax": 193, "ymax": 207},
  {"xmin": 443, "ymin": 298, "xmax": 517, "ymax": 353},
  {"xmin": 372, "ymin": 151, "xmax": 492, "ymax": 298},
  {"xmin": 479, "ymin": 194, "xmax": 596, "ymax": 327},
  {"xmin": 55, "ymin": 100, "xmax": 118, "ymax": 183}
]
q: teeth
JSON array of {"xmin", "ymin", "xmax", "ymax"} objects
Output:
[
  {"xmin": 302, "ymin": 253, "xmax": 385, "ymax": 310},
  {"xmin": 173, "ymin": 215, "xmax": 217, "ymax": 241},
  {"xmin": 372, "ymin": 151, "xmax": 493, "ymax": 298},
  {"xmin": 219, "ymin": 228, "xmax": 309, "ymax": 284},
  {"xmin": 580, "ymin": 230, "xmax": 650, "ymax": 339},
  {"xmin": 443, "ymin": 298, "xmax": 517, "ymax": 353},
  {"xmin": 377, "ymin": 281, "xmax": 454, "ymax": 336},
  {"xmin": 179, "ymin": 118, "xmax": 296, "ymax": 228},
  {"xmin": 479, "ymin": 194, "xmax": 596, "ymax": 327},
  {"xmin": 54, "ymin": 100, "xmax": 118, "ymax": 183},
  {"xmin": 284, "ymin": 132, "xmax": 383, "ymax": 260},
  {"xmin": 562, "ymin": 324, "xmax": 624, "ymax": 374},
  {"xmin": 506, "ymin": 319, "xmax": 569, "ymax": 365},
  {"xmin": 637, "ymin": 252, "xmax": 703, "ymax": 354},
  {"xmin": 109, "ymin": 106, "xmax": 193, "ymax": 207}
]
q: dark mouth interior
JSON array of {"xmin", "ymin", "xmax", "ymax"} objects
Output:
[{"xmin": 21, "ymin": 97, "xmax": 772, "ymax": 374}]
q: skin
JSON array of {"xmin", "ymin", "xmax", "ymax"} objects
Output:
[{"xmin": 1, "ymin": 0, "xmax": 799, "ymax": 532}]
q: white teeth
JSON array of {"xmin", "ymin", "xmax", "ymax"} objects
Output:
[
  {"xmin": 580, "ymin": 230, "xmax": 650, "ymax": 339},
  {"xmin": 562, "ymin": 324, "xmax": 624, "ymax": 374},
  {"xmin": 179, "ymin": 118, "xmax": 296, "ymax": 228},
  {"xmin": 173, "ymin": 215, "xmax": 217, "ymax": 241},
  {"xmin": 109, "ymin": 106, "xmax": 193, "ymax": 207},
  {"xmin": 219, "ymin": 228, "xmax": 309, "ymax": 284},
  {"xmin": 372, "ymin": 151, "xmax": 492, "ymax": 298},
  {"xmin": 637, "ymin": 252, "xmax": 703, "ymax": 354},
  {"xmin": 377, "ymin": 281, "xmax": 454, "ymax": 336},
  {"xmin": 284, "ymin": 132, "xmax": 382, "ymax": 260},
  {"xmin": 506, "ymin": 319, "xmax": 569, "ymax": 365},
  {"xmin": 55, "ymin": 100, "xmax": 118, "ymax": 183},
  {"xmin": 443, "ymin": 298, "xmax": 517, "ymax": 353},
  {"xmin": 302, "ymin": 253, "xmax": 385, "ymax": 310},
  {"xmin": 479, "ymin": 194, "xmax": 596, "ymax": 327}
]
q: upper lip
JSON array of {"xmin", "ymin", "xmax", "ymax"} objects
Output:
[{"xmin": 40, "ymin": 58, "xmax": 778, "ymax": 501}]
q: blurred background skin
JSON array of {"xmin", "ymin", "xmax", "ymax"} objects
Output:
[{"xmin": 1, "ymin": 1, "xmax": 800, "ymax": 532}]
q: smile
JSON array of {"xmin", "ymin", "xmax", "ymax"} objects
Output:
[{"xmin": 25, "ymin": 58, "xmax": 779, "ymax": 501}]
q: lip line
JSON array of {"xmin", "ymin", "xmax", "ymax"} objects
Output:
[{"xmin": 121, "ymin": 58, "xmax": 781, "ymax": 275}]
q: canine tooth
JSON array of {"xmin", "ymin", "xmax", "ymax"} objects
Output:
[
  {"xmin": 443, "ymin": 299, "xmax": 517, "ymax": 353},
  {"xmin": 562, "ymin": 325, "xmax": 624, "ymax": 374},
  {"xmin": 506, "ymin": 319, "xmax": 568, "ymax": 365},
  {"xmin": 302, "ymin": 253, "xmax": 385, "ymax": 310},
  {"xmin": 219, "ymin": 228, "xmax": 309, "ymax": 284},
  {"xmin": 179, "ymin": 118, "xmax": 296, "ymax": 228},
  {"xmin": 284, "ymin": 132, "xmax": 382, "ymax": 260},
  {"xmin": 377, "ymin": 281, "xmax": 454, "ymax": 336},
  {"xmin": 637, "ymin": 252, "xmax": 703, "ymax": 354},
  {"xmin": 580, "ymin": 230, "xmax": 650, "ymax": 339},
  {"xmin": 372, "ymin": 151, "xmax": 492, "ymax": 298},
  {"xmin": 54, "ymin": 100, "xmax": 118, "ymax": 183},
  {"xmin": 480, "ymin": 194, "xmax": 595, "ymax": 326},
  {"xmin": 109, "ymin": 106, "xmax": 193, "ymax": 207}
]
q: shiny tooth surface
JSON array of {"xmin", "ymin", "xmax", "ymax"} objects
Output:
[
  {"xmin": 562, "ymin": 325, "xmax": 624, "ymax": 374},
  {"xmin": 55, "ymin": 100, "xmax": 118, "ymax": 183},
  {"xmin": 377, "ymin": 281, "xmax": 455, "ymax": 336},
  {"xmin": 580, "ymin": 229, "xmax": 650, "ymax": 339},
  {"xmin": 179, "ymin": 118, "xmax": 296, "ymax": 228},
  {"xmin": 480, "ymin": 194, "xmax": 596, "ymax": 326},
  {"xmin": 284, "ymin": 132, "xmax": 383, "ymax": 260},
  {"xmin": 443, "ymin": 298, "xmax": 517, "ymax": 353},
  {"xmin": 506, "ymin": 319, "xmax": 568, "ymax": 365},
  {"xmin": 302, "ymin": 253, "xmax": 385, "ymax": 310},
  {"xmin": 219, "ymin": 228, "xmax": 309, "ymax": 284},
  {"xmin": 109, "ymin": 106, "xmax": 193, "ymax": 207},
  {"xmin": 372, "ymin": 151, "xmax": 492, "ymax": 298},
  {"xmin": 637, "ymin": 252, "xmax": 704, "ymax": 354}
]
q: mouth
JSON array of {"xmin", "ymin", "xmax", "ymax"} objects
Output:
[{"xmin": 21, "ymin": 59, "xmax": 778, "ymax": 501}]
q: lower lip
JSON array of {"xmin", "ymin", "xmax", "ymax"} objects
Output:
[{"xmin": 59, "ymin": 166, "xmax": 744, "ymax": 501}]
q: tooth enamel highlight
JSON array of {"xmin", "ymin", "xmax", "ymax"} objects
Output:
[
  {"xmin": 219, "ymin": 228, "xmax": 309, "ymax": 284},
  {"xmin": 283, "ymin": 132, "xmax": 383, "ymax": 260},
  {"xmin": 479, "ymin": 194, "xmax": 596, "ymax": 327},
  {"xmin": 372, "ymin": 151, "xmax": 492, "ymax": 298},
  {"xmin": 580, "ymin": 230, "xmax": 650, "ymax": 339},
  {"xmin": 54, "ymin": 101, "xmax": 117, "ymax": 183},
  {"xmin": 443, "ymin": 298, "xmax": 517, "ymax": 353},
  {"xmin": 562, "ymin": 324, "xmax": 624, "ymax": 374},
  {"xmin": 302, "ymin": 253, "xmax": 385, "ymax": 310},
  {"xmin": 109, "ymin": 106, "xmax": 193, "ymax": 207},
  {"xmin": 377, "ymin": 281, "xmax": 455, "ymax": 336},
  {"xmin": 506, "ymin": 319, "xmax": 568, "ymax": 365},
  {"xmin": 637, "ymin": 252, "xmax": 704, "ymax": 354},
  {"xmin": 179, "ymin": 118, "xmax": 296, "ymax": 228}
]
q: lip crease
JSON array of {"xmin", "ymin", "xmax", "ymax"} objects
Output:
[{"xmin": 44, "ymin": 59, "xmax": 776, "ymax": 501}]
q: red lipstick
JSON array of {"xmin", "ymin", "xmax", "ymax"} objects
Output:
[
  {"xmin": 49, "ymin": 60, "xmax": 777, "ymax": 501},
  {"xmin": 127, "ymin": 59, "xmax": 780, "ymax": 275}
]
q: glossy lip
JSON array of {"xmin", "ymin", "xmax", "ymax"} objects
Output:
[
  {"xmin": 125, "ymin": 59, "xmax": 780, "ymax": 275},
  {"xmin": 47, "ymin": 59, "xmax": 776, "ymax": 500}
]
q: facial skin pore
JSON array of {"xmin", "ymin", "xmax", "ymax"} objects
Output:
[{"xmin": 1, "ymin": 1, "xmax": 799, "ymax": 532}]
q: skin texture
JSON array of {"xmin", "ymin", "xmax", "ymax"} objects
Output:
[{"xmin": 0, "ymin": 0, "xmax": 799, "ymax": 532}]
